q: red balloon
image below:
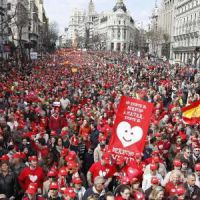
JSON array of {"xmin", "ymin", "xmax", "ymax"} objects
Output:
[
  {"xmin": 133, "ymin": 191, "xmax": 145, "ymax": 200},
  {"xmin": 127, "ymin": 167, "xmax": 140, "ymax": 179}
]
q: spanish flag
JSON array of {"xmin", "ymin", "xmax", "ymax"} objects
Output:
[{"xmin": 182, "ymin": 101, "xmax": 200, "ymax": 125}]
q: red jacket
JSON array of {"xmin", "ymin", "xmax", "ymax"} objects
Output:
[
  {"xmin": 18, "ymin": 166, "xmax": 45, "ymax": 191},
  {"xmin": 49, "ymin": 114, "xmax": 62, "ymax": 131}
]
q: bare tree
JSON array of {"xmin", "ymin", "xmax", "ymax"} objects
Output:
[
  {"xmin": 42, "ymin": 22, "xmax": 59, "ymax": 52},
  {"xmin": 13, "ymin": 2, "xmax": 29, "ymax": 62},
  {"xmin": 91, "ymin": 33, "xmax": 107, "ymax": 50}
]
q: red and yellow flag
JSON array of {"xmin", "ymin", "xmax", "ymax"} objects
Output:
[{"xmin": 182, "ymin": 101, "xmax": 200, "ymax": 125}]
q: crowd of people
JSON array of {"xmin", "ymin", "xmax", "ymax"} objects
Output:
[{"xmin": 0, "ymin": 49, "xmax": 200, "ymax": 200}]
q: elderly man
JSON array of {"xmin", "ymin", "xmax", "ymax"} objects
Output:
[
  {"xmin": 83, "ymin": 176, "xmax": 106, "ymax": 200},
  {"xmin": 184, "ymin": 173, "xmax": 200, "ymax": 200}
]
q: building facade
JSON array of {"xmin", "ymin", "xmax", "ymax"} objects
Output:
[
  {"xmin": 94, "ymin": 0, "xmax": 135, "ymax": 52},
  {"xmin": 173, "ymin": 0, "xmax": 200, "ymax": 66},
  {"xmin": 0, "ymin": 0, "xmax": 48, "ymax": 59},
  {"xmin": 157, "ymin": 0, "xmax": 176, "ymax": 59},
  {"xmin": 65, "ymin": 0, "xmax": 136, "ymax": 52}
]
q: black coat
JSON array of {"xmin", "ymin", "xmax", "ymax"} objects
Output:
[
  {"xmin": 184, "ymin": 183, "xmax": 200, "ymax": 200},
  {"xmin": 0, "ymin": 171, "xmax": 18, "ymax": 198}
]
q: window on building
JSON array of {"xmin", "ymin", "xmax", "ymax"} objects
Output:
[
  {"xmin": 118, "ymin": 28, "xmax": 120, "ymax": 39},
  {"xmin": 112, "ymin": 29, "xmax": 114, "ymax": 38},
  {"xmin": 119, "ymin": 20, "xmax": 121, "ymax": 25},
  {"xmin": 117, "ymin": 43, "xmax": 121, "ymax": 51},
  {"xmin": 111, "ymin": 43, "xmax": 114, "ymax": 51},
  {"xmin": 124, "ymin": 29, "xmax": 126, "ymax": 39},
  {"xmin": 7, "ymin": 3, "xmax": 11, "ymax": 10}
]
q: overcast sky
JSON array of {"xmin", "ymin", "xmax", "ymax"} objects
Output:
[{"xmin": 43, "ymin": 0, "xmax": 161, "ymax": 34}]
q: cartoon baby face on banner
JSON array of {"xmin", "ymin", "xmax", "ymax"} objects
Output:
[
  {"xmin": 109, "ymin": 96, "xmax": 153, "ymax": 160},
  {"xmin": 117, "ymin": 121, "xmax": 143, "ymax": 148}
]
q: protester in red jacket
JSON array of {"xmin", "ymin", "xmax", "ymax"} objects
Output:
[{"xmin": 18, "ymin": 156, "xmax": 45, "ymax": 192}]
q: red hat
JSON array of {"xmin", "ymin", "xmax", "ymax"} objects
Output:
[
  {"xmin": 59, "ymin": 167, "xmax": 68, "ymax": 176},
  {"xmin": 152, "ymin": 150, "xmax": 159, "ymax": 155},
  {"xmin": 28, "ymin": 156, "xmax": 38, "ymax": 162},
  {"xmin": 61, "ymin": 148, "xmax": 69, "ymax": 157},
  {"xmin": 176, "ymin": 186, "xmax": 186, "ymax": 196},
  {"xmin": 155, "ymin": 132, "xmax": 161, "ymax": 137},
  {"xmin": 135, "ymin": 152, "xmax": 142, "ymax": 159},
  {"xmin": 151, "ymin": 177, "xmax": 160, "ymax": 185},
  {"xmin": 173, "ymin": 159, "xmax": 182, "ymax": 167},
  {"xmin": 133, "ymin": 191, "xmax": 145, "ymax": 200},
  {"xmin": 152, "ymin": 156, "xmax": 160, "ymax": 163},
  {"xmin": 12, "ymin": 152, "xmax": 22, "ymax": 159},
  {"xmin": 116, "ymin": 156, "xmax": 125, "ymax": 165},
  {"xmin": 67, "ymin": 161, "xmax": 79, "ymax": 169},
  {"xmin": 150, "ymin": 163, "xmax": 158, "ymax": 171},
  {"xmin": 130, "ymin": 177, "xmax": 139, "ymax": 184},
  {"xmin": 51, "ymin": 131, "xmax": 57, "ymax": 136},
  {"xmin": 61, "ymin": 130, "xmax": 68, "ymax": 137},
  {"xmin": 127, "ymin": 167, "xmax": 140, "ymax": 179},
  {"xmin": 49, "ymin": 182, "xmax": 59, "ymax": 190},
  {"xmin": 102, "ymin": 153, "xmax": 110, "ymax": 163},
  {"xmin": 72, "ymin": 177, "xmax": 82, "ymax": 184},
  {"xmin": 65, "ymin": 151, "xmax": 76, "ymax": 162},
  {"xmin": 26, "ymin": 183, "xmax": 37, "ymax": 194},
  {"xmin": 63, "ymin": 187, "xmax": 76, "ymax": 198},
  {"xmin": 47, "ymin": 170, "xmax": 57, "ymax": 177},
  {"xmin": 120, "ymin": 176, "xmax": 130, "ymax": 185},
  {"xmin": 195, "ymin": 163, "xmax": 200, "ymax": 171},
  {"xmin": 0, "ymin": 154, "xmax": 9, "ymax": 161}
]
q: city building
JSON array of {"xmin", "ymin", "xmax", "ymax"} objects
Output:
[
  {"xmin": 93, "ymin": 0, "xmax": 135, "ymax": 51},
  {"xmin": 65, "ymin": 0, "xmax": 136, "ymax": 52},
  {"xmin": 172, "ymin": 0, "xmax": 200, "ymax": 66},
  {"xmin": 148, "ymin": 2, "xmax": 160, "ymax": 56},
  {"xmin": 0, "ymin": 0, "xmax": 9, "ymax": 58},
  {"xmin": 0, "ymin": 0, "xmax": 48, "ymax": 59},
  {"xmin": 157, "ymin": 0, "xmax": 176, "ymax": 59},
  {"xmin": 67, "ymin": 8, "xmax": 86, "ymax": 46}
]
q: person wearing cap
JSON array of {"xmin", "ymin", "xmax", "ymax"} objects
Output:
[
  {"xmin": 63, "ymin": 187, "xmax": 77, "ymax": 200},
  {"xmin": 47, "ymin": 182, "xmax": 62, "ymax": 200},
  {"xmin": 87, "ymin": 153, "xmax": 114, "ymax": 187},
  {"xmin": 79, "ymin": 120, "xmax": 91, "ymax": 139},
  {"xmin": 0, "ymin": 160, "xmax": 18, "ymax": 199},
  {"xmin": 83, "ymin": 176, "xmax": 106, "ymax": 200},
  {"xmin": 49, "ymin": 108, "xmax": 63, "ymax": 134},
  {"xmin": 144, "ymin": 177, "xmax": 160, "ymax": 198},
  {"xmin": 22, "ymin": 183, "xmax": 45, "ymax": 200},
  {"xmin": 164, "ymin": 170, "xmax": 183, "ymax": 197},
  {"xmin": 72, "ymin": 177, "xmax": 86, "ymax": 200},
  {"xmin": 11, "ymin": 152, "xmax": 26, "ymax": 176},
  {"xmin": 163, "ymin": 160, "xmax": 184, "ymax": 186},
  {"xmin": 18, "ymin": 156, "xmax": 45, "ymax": 192},
  {"xmin": 142, "ymin": 163, "xmax": 164, "ymax": 192},
  {"xmin": 43, "ymin": 170, "xmax": 57, "ymax": 198},
  {"xmin": 93, "ymin": 135, "xmax": 107, "ymax": 163},
  {"xmin": 194, "ymin": 163, "xmax": 200, "ymax": 188},
  {"xmin": 175, "ymin": 146, "xmax": 193, "ymax": 171},
  {"xmin": 144, "ymin": 156, "xmax": 167, "ymax": 178}
]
